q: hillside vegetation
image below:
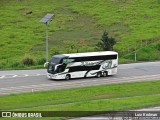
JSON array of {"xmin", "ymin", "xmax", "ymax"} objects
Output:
[{"xmin": 0, "ymin": 0, "xmax": 160, "ymax": 69}]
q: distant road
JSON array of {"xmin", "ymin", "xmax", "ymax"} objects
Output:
[
  {"xmin": 69, "ymin": 106, "xmax": 160, "ymax": 120},
  {"xmin": 0, "ymin": 61, "xmax": 160, "ymax": 95}
]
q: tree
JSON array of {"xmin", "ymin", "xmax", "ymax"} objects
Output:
[{"xmin": 96, "ymin": 31, "xmax": 116, "ymax": 51}]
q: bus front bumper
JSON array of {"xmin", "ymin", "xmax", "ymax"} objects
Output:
[
  {"xmin": 47, "ymin": 73, "xmax": 65, "ymax": 80},
  {"xmin": 47, "ymin": 73, "xmax": 57, "ymax": 79}
]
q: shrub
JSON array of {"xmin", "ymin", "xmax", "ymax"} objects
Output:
[
  {"xmin": 22, "ymin": 55, "xmax": 35, "ymax": 66},
  {"xmin": 37, "ymin": 58, "xmax": 46, "ymax": 65},
  {"xmin": 0, "ymin": 65, "xmax": 4, "ymax": 69},
  {"xmin": 0, "ymin": 61, "xmax": 8, "ymax": 69},
  {"xmin": 10, "ymin": 61, "xmax": 21, "ymax": 68},
  {"xmin": 157, "ymin": 43, "xmax": 160, "ymax": 51}
]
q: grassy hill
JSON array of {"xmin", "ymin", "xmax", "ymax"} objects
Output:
[{"xmin": 0, "ymin": 0, "xmax": 160, "ymax": 69}]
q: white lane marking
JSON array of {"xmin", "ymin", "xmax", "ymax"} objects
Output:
[
  {"xmin": 26, "ymin": 73, "xmax": 46, "ymax": 76},
  {"xmin": 0, "ymin": 74, "xmax": 46, "ymax": 79},
  {"xmin": 3, "ymin": 74, "xmax": 16, "ymax": 78},
  {"xmin": 13, "ymin": 75, "xmax": 17, "ymax": 77},
  {"xmin": 16, "ymin": 74, "xmax": 28, "ymax": 77},
  {"xmin": 0, "ymin": 74, "xmax": 160, "ymax": 91},
  {"xmin": 25, "ymin": 74, "xmax": 29, "ymax": 77},
  {"xmin": 0, "ymin": 75, "xmax": 5, "ymax": 78},
  {"xmin": 0, "ymin": 74, "xmax": 160, "ymax": 95},
  {"xmin": 118, "ymin": 67, "xmax": 134, "ymax": 69}
]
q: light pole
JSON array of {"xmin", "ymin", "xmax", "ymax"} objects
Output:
[
  {"xmin": 45, "ymin": 21, "xmax": 49, "ymax": 62},
  {"xmin": 40, "ymin": 13, "xmax": 54, "ymax": 63}
]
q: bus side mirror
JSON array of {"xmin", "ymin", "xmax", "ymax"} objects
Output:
[
  {"xmin": 44, "ymin": 62, "xmax": 49, "ymax": 68},
  {"xmin": 54, "ymin": 64, "xmax": 61, "ymax": 72}
]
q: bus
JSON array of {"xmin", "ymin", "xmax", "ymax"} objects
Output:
[{"xmin": 46, "ymin": 51, "xmax": 118, "ymax": 80}]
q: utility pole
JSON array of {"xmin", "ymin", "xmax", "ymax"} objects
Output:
[
  {"xmin": 40, "ymin": 13, "xmax": 54, "ymax": 63},
  {"xmin": 135, "ymin": 42, "xmax": 137, "ymax": 62},
  {"xmin": 46, "ymin": 22, "xmax": 49, "ymax": 62}
]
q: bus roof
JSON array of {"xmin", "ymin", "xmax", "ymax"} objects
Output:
[{"xmin": 62, "ymin": 51, "xmax": 118, "ymax": 58}]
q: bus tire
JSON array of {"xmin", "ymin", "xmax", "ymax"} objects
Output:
[
  {"xmin": 65, "ymin": 74, "xmax": 70, "ymax": 80},
  {"xmin": 96, "ymin": 72, "xmax": 101, "ymax": 78}
]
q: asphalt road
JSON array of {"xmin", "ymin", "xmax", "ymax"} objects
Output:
[
  {"xmin": 69, "ymin": 106, "xmax": 160, "ymax": 120},
  {"xmin": 0, "ymin": 61, "xmax": 160, "ymax": 95}
]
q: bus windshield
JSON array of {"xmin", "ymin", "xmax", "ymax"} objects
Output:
[
  {"xmin": 48, "ymin": 55, "xmax": 67, "ymax": 74},
  {"xmin": 51, "ymin": 57, "xmax": 62, "ymax": 64},
  {"xmin": 48, "ymin": 63, "xmax": 55, "ymax": 74}
]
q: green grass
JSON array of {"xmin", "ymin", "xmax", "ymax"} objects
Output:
[
  {"xmin": 0, "ymin": 80, "xmax": 160, "ymax": 119},
  {"xmin": 123, "ymin": 43, "xmax": 160, "ymax": 61},
  {"xmin": 0, "ymin": 0, "xmax": 160, "ymax": 69},
  {"xmin": 1, "ymin": 80, "xmax": 160, "ymax": 110}
]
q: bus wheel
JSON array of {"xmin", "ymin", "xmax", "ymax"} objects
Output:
[
  {"xmin": 103, "ymin": 72, "xmax": 108, "ymax": 77},
  {"xmin": 96, "ymin": 72, "xmax": 101, "ymax": 78},
  {"xmin": 65, "ymin": 74, "xmax": 70, "ymax": 80}
]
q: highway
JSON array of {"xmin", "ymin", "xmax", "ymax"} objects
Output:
[
  {"xmin": 0, "ymin": 61, "xmax": 160, "ymax": 95},
  {"xmin": 69, "ymin": 106, "xmax": 160, "ymax": 120}
]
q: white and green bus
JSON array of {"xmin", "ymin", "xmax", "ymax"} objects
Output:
[{"xmin": 46, "ymin": 51, "xmax": 118, "ymax": 80}]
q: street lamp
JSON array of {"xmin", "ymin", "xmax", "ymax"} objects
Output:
[{"xmin": 40, "ymin": 13, "xmax": 54, "ymax": 63}]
